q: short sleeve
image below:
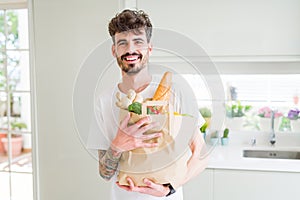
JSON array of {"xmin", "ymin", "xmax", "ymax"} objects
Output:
[{"xmin": 172, "ymin": 75, "xmax": 205, "ymax": 128}]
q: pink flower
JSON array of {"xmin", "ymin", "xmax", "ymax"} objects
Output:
[{"xmin": 258, "ymin": 106, "xmax": 282, "ymax": 118}]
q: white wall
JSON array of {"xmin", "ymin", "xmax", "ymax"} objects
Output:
[{"xmin": 32, "ymin": 0, "xmax": 118, "ymax": 199}]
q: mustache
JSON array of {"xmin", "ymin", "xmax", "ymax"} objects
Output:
[{"xmin": 121, "ymin": 52, "xmax": 142, "ymax": 60}]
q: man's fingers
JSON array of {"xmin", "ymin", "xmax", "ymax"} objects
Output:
[
  {"xmin": 120, "ymin": 113, "xmax": 131, "ymax": 129},
  {"xmin": 141, "ymin": 132, "xmax": 162, "ymax": 141},
  {"xmin": 116, "ymin": 182, "xmax": 131, "ymax": 191},
  {"xmin": 127, "ymin": 177, "xmax": 136, "ymax": 191},
  {"xmin": 136, "ymin": 122, "xmax": 159, "ymax": 135},
  {"xmin": 143, "ymin": 178, "xmax": 156, "ymax": 188},
  {"xmin": 140, "ymin": 142, "xmax": 159, "ymax": 148},
  {"xmin": 134, "ymin": 116, "xmax": 151, "ymax": 128}
]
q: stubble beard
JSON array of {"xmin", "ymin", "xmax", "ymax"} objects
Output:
[{"xmin": 117, "ymin": 53, "xmax": 149, "ymax": 76}]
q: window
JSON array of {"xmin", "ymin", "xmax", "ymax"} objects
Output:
[
  {"xmin": 183, "ymin": 74, "xmax": 300, "ymax": 132},
  {"xmin": 0, "ymin": 5, "xmax": 33, "ymax": 200}
]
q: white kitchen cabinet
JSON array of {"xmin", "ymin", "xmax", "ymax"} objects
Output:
[
  {"xmin": 183, "ymin": 169, "xmax": 213, "ymax": 200},
  {"xmin": 137, "ymin": 0, "xmax": 300, "ymax": 57},
  {"xmin": 213, "ymin": 169, "xmax": 300, "ymax": 200},
  {"xmin": 184, "ymin": 168, "xmax": 300, "ymax": 200}
]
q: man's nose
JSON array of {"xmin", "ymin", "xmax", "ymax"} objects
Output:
[{"xmin": 126, "ymin": 42, "xmax": 136, "ymax": 53}]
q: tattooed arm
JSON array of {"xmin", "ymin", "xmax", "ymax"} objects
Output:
[{"xmin": 98, "ymin": 147, "xmax": 122, "ymax": 181}]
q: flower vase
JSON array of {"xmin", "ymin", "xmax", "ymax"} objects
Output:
[
  {"xmin": 291, "ymin": 120, "xmax": 300, "ymax": 133},
  {"xmin": 0, "ymin": 133, "xmax": 6, "ymax": 154},
  {"xmin": 1, "ymin": 137, "xmax": 23, "ymax": 156},
  {"xmin": 221, "ymin": 137, "xmax": 229, "ymax": 146},
  {"xmin": 210, "ymin": 137, "xmax": 219, "ymax": 146}
]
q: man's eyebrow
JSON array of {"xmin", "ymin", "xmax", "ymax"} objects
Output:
[{"xmin": 133, "ymin": 37, "xmax": 145, "ymax": 42}]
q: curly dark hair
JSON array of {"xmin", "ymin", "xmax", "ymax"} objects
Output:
[{"xmin": 108, "ymin": 9, "xmax": 152, "ymax": 43}]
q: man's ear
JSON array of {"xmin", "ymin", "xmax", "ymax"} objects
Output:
[
  {"xmin": 112, "ymin": 45, "xmax": 116, "ymax": 57},
  {"xmin": 148, "ymin": 43, "xmax": 153, "ymax": 55}
]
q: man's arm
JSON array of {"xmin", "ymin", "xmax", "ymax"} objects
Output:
[
  {"xmin": 180, "ymin": 129, "xmax": 208, "ymax": 186},
  {"xmin": 98, "ymin": 148, "xmax": 122, "ymax": 181},
  {"xmin": 98, "ymin": 113, "xmax": 161, "ymax": 181}
]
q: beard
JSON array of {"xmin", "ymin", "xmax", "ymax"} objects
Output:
[{"xmin": 117, "ymin": 52, "xmax": 150, "ymax": 75}]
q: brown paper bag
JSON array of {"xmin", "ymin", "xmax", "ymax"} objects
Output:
[{"xmin": 117, "ymin": 101, "xmax": 193, "ymax": 188}]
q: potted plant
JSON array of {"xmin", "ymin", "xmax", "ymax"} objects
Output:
[
  {"xmin": 0, "ymin": 129, "xmax": 6, "ymax": 155},
  {"xmin": 221, "ymin": 128, "xmax": 229, "ymax": 146},
  {"xmin": 199, "ymin": 107, "xmax": 212, "ymax": 126},
  {"xmin": 287, "ymin": 109, "xmax": 300, "ymax": 132},
  {"xmin": 225, "ymin": 101, "xmax": 252, "ymax": 130},
  {"xmin": 1, "ymin": 121, "xmax": 27, "ymax": 156},
  {"xmin": 209, "ymin": 130, "xmax": 219, "ymax": 146},
  {"xmin": 257, "ymin": 107, "xmax": 282, "ymax": 132},
  {"xmin": 199, "ymin": 107, "xmax": 212, "ymax": 140},
  {"xmin": 0, "ymin": 97, "xmax": 6, "ymax": 154}
]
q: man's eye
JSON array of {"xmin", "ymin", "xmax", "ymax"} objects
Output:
[
  {"xmin": 118, "ymin": 42, "xmax": 126, "ymax": 46},
  {"xmin": 135, "ymin": 40, "xmax": 144, "ymax": 44}
]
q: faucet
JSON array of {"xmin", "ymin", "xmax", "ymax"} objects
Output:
[
  {"xmin": 250, "ymin": 138, "xmax": 256, "ymax": 146},
  {"xmin": 270, "ymin": 109, "xmax": 276, "ymax": 146}
]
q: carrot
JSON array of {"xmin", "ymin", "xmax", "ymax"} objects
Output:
[{"xmin": 152, "ymin": 71, "xmax": 172, "ymax": 101}]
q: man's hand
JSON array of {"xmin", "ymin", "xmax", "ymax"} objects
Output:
[
  {"xmin": 181, "ymin": 130, "xmax": 208, "ymax": 185},
  {"xmin": 111, "ymin": 113, "xmax": 162, "ymax": 153},
  {"xmin": 116, "ymin": 177, "xmax": 170, "ymax": 197}
]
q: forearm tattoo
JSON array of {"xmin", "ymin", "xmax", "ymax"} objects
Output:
[{"xmin": 98, "ymin": 148, "xmax": 122, "ymax": 181}]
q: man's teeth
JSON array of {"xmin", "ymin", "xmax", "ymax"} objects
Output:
[{"xmin": 125, "ymin": 57, "xmax": 138, "ymax": 61}]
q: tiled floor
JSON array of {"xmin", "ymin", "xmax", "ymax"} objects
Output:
[
  {"xmin": 0, "ymin": 152, "xmax": 32, "ymax": 172},
  {"xmin": 0, "ymin": 152, "xmax": 33, "ymax": 200},
  {"xmin": 0, "ymin": 172, "xmax": 33, "ymax": 200}
]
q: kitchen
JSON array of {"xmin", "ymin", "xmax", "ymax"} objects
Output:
[{"xmin": 1, "ymin": 0, "xmax": 299, "ymax": 199}]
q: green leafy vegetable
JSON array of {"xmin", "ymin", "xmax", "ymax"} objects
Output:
[{"xmin": 128, "ymin": 102, "xmax": 142, "ymax": 114}]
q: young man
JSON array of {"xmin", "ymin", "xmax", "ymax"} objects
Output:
[{"xmin": 95, "ymin": 9, "xmax": 208, "ymax": 200}]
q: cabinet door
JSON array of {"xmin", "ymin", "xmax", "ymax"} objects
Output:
[
  {"xmin": 137, "ymin": 0, "xmax": 300, "ymax": 56},
  {"xmin": 183, "ymin": 169, "xmax": 213, "ymax": 200},
  {"xmin": 214, "ymin": 169, "xmax": 300, "ymax": 200}
]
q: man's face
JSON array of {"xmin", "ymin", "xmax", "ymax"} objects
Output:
[{"xmin": 112, "ymin": 29, "xmax": 152, "ymax": 75}]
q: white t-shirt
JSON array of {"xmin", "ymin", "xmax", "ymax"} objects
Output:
[{"xmin": 87, "ymin": 74, "xmax": 204, "ymax": 200}]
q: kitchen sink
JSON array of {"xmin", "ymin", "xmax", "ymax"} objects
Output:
[{"xmin": 243, "ymin": 149, "xmax": 300, "ymax": 160}]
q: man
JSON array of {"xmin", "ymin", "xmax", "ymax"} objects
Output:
[{"xmin": 94, "ymin": 9, "xmax": 208, "ymax": 199}]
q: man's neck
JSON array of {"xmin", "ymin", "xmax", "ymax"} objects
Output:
[{"xmin": 118, "ymin": 68, "xmax": 152, "ymax": 94}]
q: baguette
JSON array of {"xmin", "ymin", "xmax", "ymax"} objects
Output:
[{"xmin": 152, "ymin": 71, "xmax": 172, "ymax": 101}]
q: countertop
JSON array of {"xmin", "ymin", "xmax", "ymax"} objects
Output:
[{"xmin": 203, "ymin": 132, "xmax": 300, "ymax": 173}]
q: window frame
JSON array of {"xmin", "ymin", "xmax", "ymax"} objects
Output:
[{"xmin": 0, "ymin": 0, "xmax": 38, "ymax": 199}]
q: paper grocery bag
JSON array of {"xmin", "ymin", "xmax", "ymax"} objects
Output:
[{"xmin": 117, "ymin": 101, "xmax": 197, "ymax": 188}]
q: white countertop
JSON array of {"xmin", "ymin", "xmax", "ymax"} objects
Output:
[{"xmin": 206, "ymin": 145, "xmax": 300, "ymax": 173}]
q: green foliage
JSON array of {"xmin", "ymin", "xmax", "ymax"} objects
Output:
[
  {"xmin": 199, "ymin": 107, "xmax": 212, "ymax": 118},
  {"xmin": 0, "ymin": 11, "xmax": 20, "ymax": 90},
  {"xmin": 0, "ymin": 71, "xmax": 5, "ymax": 88},
  {"xmin": 226, "ymin": 101, "xmax": 252, "ymax": 118},
  {"xmin": 279, "ymin": 117, "xmax": 291, "ymax": 132},
  {"xmin": 200, "ymin": 121, "xmax": 208, "ymax": 133},
  {"xmin": 11, "ymin": 121, "xmax": 27, "ymax": 130},
  {"xmin": 223, "ymin": 128, "xmax": 229, "ymax": 138},
  {"xmin": 128, "ymin": 102, "xmax": 142, "ymax": 115},
  {"xmin": 0, "ymin": 11, "xmax": 19, "ymax": 49},
  {"xmin": 243, "ymin": 114, "xmax": 260, "ymax": 131}
]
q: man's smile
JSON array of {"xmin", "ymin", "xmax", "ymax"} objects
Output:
[{"xmin": 121, "ymin": 53, "xmax": 142, "ymax": 64}]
